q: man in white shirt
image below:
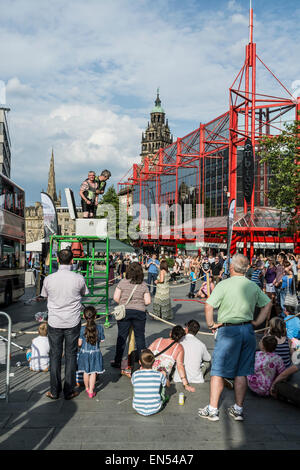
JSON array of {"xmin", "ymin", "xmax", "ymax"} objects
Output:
[
  {"xmin": 41, "ymin": 249, "xmax": 89, "ymax": 400},
  {"xmin": 173, "ymin": 320, "xmax": 211, "ymax": 384}
]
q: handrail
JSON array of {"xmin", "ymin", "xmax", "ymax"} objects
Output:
[{"xmin": 0, "ymin": 311, "xmax": 11, "ymax": 402}]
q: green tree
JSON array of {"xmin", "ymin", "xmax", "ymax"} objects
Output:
[{"xmin": 258, "ymin": 119, "xmax": 300, "ymax": 223}]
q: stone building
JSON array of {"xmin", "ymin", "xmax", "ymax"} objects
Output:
[
  {"xmin": 140, "ymin": 90, "xmax": 173, "ymax": 164},
  {"xmin": 119, "ymin": 90, "xmax": 173, "ymax": 214},
  {"xmin": 25, "ymin": 150, "xmax": 82, "ymax": 243}
]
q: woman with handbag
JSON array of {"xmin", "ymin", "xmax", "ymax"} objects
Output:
[
  {"xmin": 111, "ymin": 262, "xmax": 151, "ymax": 369},
  {"xmin": 148, "ymin": 325, "xmax": 195, "ymax": 393}
]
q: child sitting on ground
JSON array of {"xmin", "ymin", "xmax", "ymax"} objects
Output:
[
  {"xmin": 266, "ymin": 317, "xmax": 293, "ymax": 369},
  {"xmin": 196, "ymin": 279, "xmax": 215, "ymax": 299},
  {"xmin": 247, "ymin": 335, "xmax": 285, "ymax": 396},
  {"xmin": 283, "ymin": 305, "xmax": 300, "ymax": 341},
  {"xmin": 131, "ymin": 349, "xmax": 168, "ymax": 416},
  {"xmin": 26, "ymin": 322, "xmax": 50, "ymax": 372}
]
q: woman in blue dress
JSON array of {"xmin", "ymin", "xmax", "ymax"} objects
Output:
[{"xmin": 77, "ymin": 306, "xmax": 105, "ymax": 398}]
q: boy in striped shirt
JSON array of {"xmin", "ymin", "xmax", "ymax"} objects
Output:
[{"xmin": 131, "ymin": 349, "xmax": 167, "ymax": 416}]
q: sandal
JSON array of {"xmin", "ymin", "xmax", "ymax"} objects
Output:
[
  {"xmin": 64, "ymin": 391, "xmax": 79, "ymax": 400},
  {"xmin": 121, "ymin": 369, "xmax": 131, "ymax": 378},
  {"xmin": 45, "ymin": 391, "xmax": 59, "ymax": 400},
  {"xmin": 87, "ymin": 390, "xmax": 96, "ymax": 398}
]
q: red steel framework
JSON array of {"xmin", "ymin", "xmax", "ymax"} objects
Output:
[{"xmin": 118, "ymin": 7, "xmax": 300, "ymax": 256}]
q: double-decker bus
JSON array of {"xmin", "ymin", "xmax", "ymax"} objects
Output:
[{"xmin": 0, "ymin": 173, "xmax": 25, "ymax": 305}]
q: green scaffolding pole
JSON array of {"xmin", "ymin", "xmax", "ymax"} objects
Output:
[{"xmin": 49, "ymin": 235, "xmax": 111, "ymax": 328}]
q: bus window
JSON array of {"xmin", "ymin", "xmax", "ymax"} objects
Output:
[
  {"xmin": 0, "ymin": 238, "xmax": 20, "ymax": 269},
  {"xmin": 0, "ymin": 177, "xmax": 25, "ymax": 217}
]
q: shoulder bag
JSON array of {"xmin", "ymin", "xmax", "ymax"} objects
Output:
[{"xmin": 112, "ymin": 284, "xmax": 138, "ymax": 321}]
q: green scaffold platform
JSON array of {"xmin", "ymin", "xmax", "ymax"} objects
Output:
[{"xmin": 49, "ymin": 235, "xmax": 111, "ymax": 328}]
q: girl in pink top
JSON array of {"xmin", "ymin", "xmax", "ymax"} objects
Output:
[
  {"xmin": 197, "ymin": 280, "xmax": 215, "ymax": 298},
  {"xmin": 247, "ymin": 336, "xmax": 285, "ymax": 396}
]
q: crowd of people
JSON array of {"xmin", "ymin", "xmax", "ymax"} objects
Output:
[{"xmin": 27, "ymin": 246, "xmax": 300, "ymax": 419}]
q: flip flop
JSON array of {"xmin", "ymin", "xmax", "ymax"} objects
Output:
[{"xmin": 121, "ymin": 369, "xmax": 131, "ymax": 378}]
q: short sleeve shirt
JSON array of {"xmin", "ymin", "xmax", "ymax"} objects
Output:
[
  {"xmin": 206, "ymin": 275, "xmax": 270, "ymax": 323},
  {"xmin": 148, "ymin": 259, "xmax": 160, "ymax": 274},
  {"xmin": 41, "ymin": 265, "xmax": 89, "ymax": 328},
  {"xmin": 117, "ymin": 279, "xmax": 149, "ymax": 312}
]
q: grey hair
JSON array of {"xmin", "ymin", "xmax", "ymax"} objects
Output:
[{"xmin": 231, "ymin": 254, "xmax": 249, "ymax": 274}]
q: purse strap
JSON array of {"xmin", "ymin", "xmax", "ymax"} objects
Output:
[
  {"xmin": 154, "ymin": 340, "xmax": 177, "ymax": 358},
  {"xmin": 124, "ymin": 284, "xmax": 138, "ymax": 306}
]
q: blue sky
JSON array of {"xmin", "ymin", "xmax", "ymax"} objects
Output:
[{"xmin": 0, "ymin": 0, "xmax": 299, "ymax": 205}]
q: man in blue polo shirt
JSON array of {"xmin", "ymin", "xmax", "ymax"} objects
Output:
[{"xmin": 146, "ymin": 254, "xmax": 160, "ymax": 295}]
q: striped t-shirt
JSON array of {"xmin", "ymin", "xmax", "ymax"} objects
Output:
[
  {"xmin": 275, "ymin": 338, "xmax": 292, "ymax": 369},
  {"xmin": 251, "ymin": 269, "xmax": 263, "ymax": 288},
  {"xmin": 131, "ymin": 369, "xmax": 166, "ymax": 416}
]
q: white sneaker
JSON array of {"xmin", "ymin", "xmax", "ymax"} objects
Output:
[
  {"xmin": 228, "ymin": 405, "xmax": 244, "ymax": 421},
  {"xmin": 198, "ymin": 405, "xmax": 219, "ymax": 421}
]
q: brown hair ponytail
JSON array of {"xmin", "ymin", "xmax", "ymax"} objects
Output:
[{"xmin": 83, "ymin": 306, "xmax": 98, "ymax": 345}]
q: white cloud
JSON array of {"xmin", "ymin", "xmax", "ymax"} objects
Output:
[
  {"xmin": 0, "ymin": 0, "xmax": 298, "ymax": 204},
  {"xmin": 231, "ymin": 13, "xmax": 249, "ymax": 26},
  {"xmin": 10, "ymin": 102, "xmax": 143, "ymax": 203},
  {"xmin": 6, "ymin": 77, "xmax": 32, "ymax": 97},
  {"xmin": 227, "ymin": 0, "xmax": 243, "ymax": 12}
]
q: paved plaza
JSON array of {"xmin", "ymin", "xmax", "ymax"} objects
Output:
[{"xmin": 1, "ymin": 281, "xmax": 300, "ymax": 451}]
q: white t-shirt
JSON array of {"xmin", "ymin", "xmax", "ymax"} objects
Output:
[
  {"xmin": 176, "ymin": 258, "xmax": 183, "ymax": 267},
  {"xmin": 173, "ymin": 334, "xmax": 211, "ymax": 384},
  {"xmin": 30, "ymin": 336, "xmax": 50, "ymax": 371}
]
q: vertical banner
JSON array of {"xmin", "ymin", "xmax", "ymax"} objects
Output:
[
  {"xmin": 242, "ymin": 138, "xmax": 255, "ymax": 208},
  {"xmin": 227, "ymin": 199, "xmax": 236, "ymax": 260},
  {"xmin": 41, "ymin": 192, "xmax": 58, "ymax": 242},
  {"xmin": 64, "ymin": 188, "xmax": 78, "ymax": 220}
]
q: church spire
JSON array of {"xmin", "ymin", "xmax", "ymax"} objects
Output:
[
  {"xmin": 152, "ymin": 88, "xmax": 164, "ymax": 113},
  {"xmin": 47, "ymin": 148, "xmax": 59, "ymax": 204},
  {"xmin": 155, "ymin": 88, "xmax": 161, "ymax": 108}
]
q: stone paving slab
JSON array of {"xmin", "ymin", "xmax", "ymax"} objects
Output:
[{"xmin": 0, "ymin": 284, "xmax": 300, "ymax": 451}]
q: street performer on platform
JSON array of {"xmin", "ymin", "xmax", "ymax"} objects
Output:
[
  {"xmin": 79, "ymin": 171, "xmax": 99, "ymax": 218},
  {"xmin": 79, "ymin": 170, "xmax": 111, "ymax": 218},
  {"xmin": 95, "ymin": 169, "xmax": 111, "ymax": 198}
]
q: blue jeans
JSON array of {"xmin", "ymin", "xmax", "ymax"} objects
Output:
[
  {"xmin": 279, "ymin": 288, "xmax": 286, "ymax": 317},
  {"xmin": 190, "ymin": 282, "xmax": 196, "ymax": 295},
  {"xmin": 114, "ymin": 309, "xmax": 146, "ymax": 364},
  {"xmin": 147, "ymin": 272, "xmax": 158, "ymax": 295},
  {"xmin": 48, "ymin": 322, "xmax": 81, "ymax": 398}
]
